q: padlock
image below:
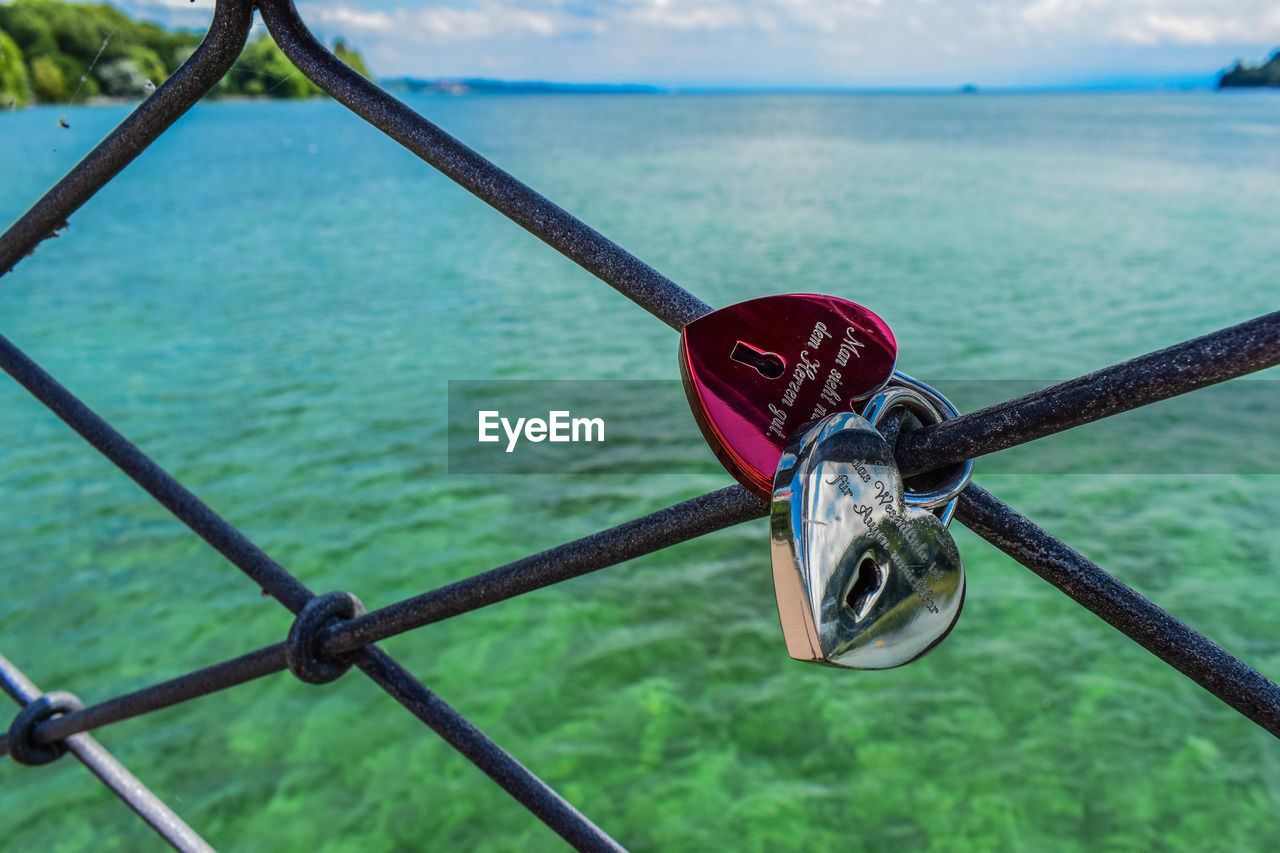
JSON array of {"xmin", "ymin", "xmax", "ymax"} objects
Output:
[
  {"xmin": 769, "ymin": 383, "xmax": 969, "ymax": 669},
  {"xmin": 679, "ymin": 294, "xmax": 897, "ymax": 497}
]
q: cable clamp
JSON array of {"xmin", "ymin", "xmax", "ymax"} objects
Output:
[
  {"xmin": 8, "ymin": 691, "xmax": 84, "ymax": 766},
  {"xmin": 286, "ymin": 591, "xmax": 365, "ymax": 684}
]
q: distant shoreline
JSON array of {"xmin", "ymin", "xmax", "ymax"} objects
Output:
[
  {"xmin": 382, "ymin": 77, "xmax": 665, "ymax": 95},
  {"xmin": 380, "ymin": 78, "xmax": 1237, "ymax": 96},
  {"xmin": 10, "ymin": 83, "xmax": 1272, "ymax": 114}
]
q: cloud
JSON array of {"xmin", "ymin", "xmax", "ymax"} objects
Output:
[
  {"xmin": 96, "ymin": 0, "xmax": 1280, "ymax": 86},
  {"xmin": 307, "ymin": 5, "xmax": 397, "ymax": 33},
  {"xmin": 303, "ymin": 2, "xmax": 572, "ymax": 40},
  {"xmin": 299, "ymin": 0, "xmax": 885, "ymax": 41},
  {"xmin": 988, "ymin": 0, "xmax": 1280, "ymax": 46},
  {"xmin": 1114, "ymin": 15, "xmax": 1243, "ymax": 46},
  {"xmin": 292, "ymin": 0, "xmax": 1280, "ymax": 54},
  {"xmin": 610, "ymin": 0, "xmax": 882, "ymax": 34},
  {"xmin": 622, "ymin": 2, "xmax": 751, "ymax": 33}
]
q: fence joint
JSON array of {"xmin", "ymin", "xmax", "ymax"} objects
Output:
[
  {"xmin": 8, "ymin": 691, "xmax": 85, "ymax": 766},
  {"xmin": 286, "ymin": 591, "xmax": 367, "ymax": 685}
]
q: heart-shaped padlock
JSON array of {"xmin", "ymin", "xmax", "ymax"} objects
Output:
[
  {"xmin": 680, "ymin": 294, "xmax": 897, "ymax": 497},
  {"xmin": 770, "ymin": 407, "xmax": 965, "ymax": 669}
]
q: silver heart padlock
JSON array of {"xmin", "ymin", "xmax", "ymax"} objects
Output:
[{"xmin": 769, "ymin": 381, "xmax": 971, "ymax": 669}]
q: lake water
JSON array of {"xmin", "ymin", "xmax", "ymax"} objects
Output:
[{"xmin": 1, "ymin": 91, "xmax": 1278, "ymax": 851}]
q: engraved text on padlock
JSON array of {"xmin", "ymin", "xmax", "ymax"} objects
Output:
[{"xmin": 770, "ymin": 412, "xmax": 965, "ymax": 669}]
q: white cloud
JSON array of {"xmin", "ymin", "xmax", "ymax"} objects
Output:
[
  {"xmin": 300, "ymin": 0, "xmax": 884, "ymax": 41},
  {"xmin": 1113, "ymin": 14, "xmax": 1233, "ymax": 46},
  {"xmin": 307, "ymin": 5, "xmax": 397, "ymax": 34},
  {"xmin": 97, "ymin": 0, "xmax": 1280, "ymax": 87},
  {"xmin": 613, "ymin": 0, "xmax": 882, "ymax": 34},
  {"xmin": 990, "ymin": 0, "xmax": 1280, "ymax": 46},
  {"xmin": 416, "ymin": 7, "xmax": 556, "ymax": 38},
  {"xmin": 624, "ymin": 2, "xmax": 751, "ymax": 33},
  {"xmin": 304, "ymin": 3, "xmax": 568, "ymax": 41},
  {"xmin": 295, "ymin": 0, "xmax": 1280, "ymax": 49}
]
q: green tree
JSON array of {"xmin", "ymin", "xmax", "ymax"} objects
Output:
[
  {"xmin": 49, "ymin": 4, "xmax": 102, "ymax": 58},
  {"xmin": 1219, "ymin": 49, "xmax": 1280, "ymax": 87},
  {"xmin": 0, "ymin": 1, "xmax": 107, "ymax": 101},
  {"xmin": 0, "ymin": 0, "xmax": 371, "ymax": 106},
  {"xmin": 28, "ymin": 54, "xmax": 67, "ymax": 101},
  {"xmin": 224, "ymin": 33, "xmax": 322, "ymax": 98},
  {"xmin": 0, "ymin": 4, "xmax": 60, "ymax": 59},
  {"xmin": 96, "ymin": 54, "xmax": 150, "ymax": 97},
  {"xmin": 126, "ymin": 44, "xmax": 165, "ymax": 86},
  {"xmin": 333, "ymin": 38, "xmax": 372, "ymax": 80},
  {"xmin": 133, "ymin": 20, "xmax": 201, "ymax": 74},
  {"xmin": 0, "ymin": 27, "xmax": 33, "ymax": 107},
  {"xmin": 0, "ymin": 1, "xmax": 183, "ymax": 101}
]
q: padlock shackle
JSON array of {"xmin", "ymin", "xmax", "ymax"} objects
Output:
[{"xmin": 862, "ymin": 377, "xmax": 973, "ymax": 513}]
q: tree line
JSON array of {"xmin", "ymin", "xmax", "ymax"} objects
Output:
[
  {"xmin": 1219, "ymin": 50, "xmax": 1280, "ymax": 88},
  {"xmin": 0, "ymin": 0, "xmax": 370, "ymax": 108}
]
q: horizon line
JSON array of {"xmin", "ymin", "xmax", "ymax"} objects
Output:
[{"xmin": 380, "ymin": 77, "xmax": 1246, "ymax": 95}]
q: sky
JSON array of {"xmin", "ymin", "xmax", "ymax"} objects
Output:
[{"xmin": 109, "ymin": 0, "xmax": 1280, "ymax": 88}]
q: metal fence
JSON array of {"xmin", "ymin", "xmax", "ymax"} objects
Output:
[{"xmin": 2, "ymin": 1, "xmax": 1278, "ymax": 849}]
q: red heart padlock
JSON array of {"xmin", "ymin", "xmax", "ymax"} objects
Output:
[{"xmin": 679, "ymin": 294, "xmax": 897, "ymax": 497}]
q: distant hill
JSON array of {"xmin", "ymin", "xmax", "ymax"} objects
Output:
[
  {"xmin": 1219, "ymin": 49, "xmax": 1280, "ymax": 88},
  {"xmin": 382, "ymin": 78, "xmax": 662, "ymax": 95}
]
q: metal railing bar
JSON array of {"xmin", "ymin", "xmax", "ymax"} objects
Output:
[
  {"xmin": 0, "ymin": 0, "xmax": 255, "ymax": 278},
  {"xmin": 0, "ymin": 1, "xmax": 1272, "ymax": 835},
  {"xmin": 1, "ymin": 654, "xmax": 215, "ymax": 853},
  {"xmin": 350, "ymin": 645, "xmax": 627, "ymax": 853},
  {"xmin": 318, "ymin": 485, "xmax": 768, "ymax": 655},
  {"xmin": 0, "ymin": 488, "xmax": 767, "ymax": 753},
  {"xmin": 0, "ymin": 649, "xmax": 628, "ymax": 851},
  {"xmin": 897, "ymin": 310, "xmax": 1280, "ymax": 478},
  {"xmin": 256, "ymin": 0, "xmax": 711, "ymax": 331},
  {"xmin": 0, "ymin": 329, "xmax": 628, "ymax": 846},
  {"xmin": 956, "ymin": 484, "xmax": 1280, "ymax": 738},
  {"xmin": 7, "ymin": 295, "xmax": 1278, "ymax": 741},
  {"xmin": 3, "ymin": 644, "xmax": 289, "ymax": 755},
  {"xmin": 4, "ymin": 475, "xmax": 1276, "ymax": 754},
  {"xmin": 62, "ymin": 737, "xmax": 217, "ymax": 853},
  {"xmin": 0, "ymin": 332, "xmax": 315, "ymax": 612}
]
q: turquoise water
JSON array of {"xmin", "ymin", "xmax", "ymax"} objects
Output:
[{"xmin": 1, "ymin": 91, "xmax": 1279, "ymax": 851}]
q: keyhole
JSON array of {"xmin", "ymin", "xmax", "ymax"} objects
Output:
[
  {"xmin": 730, "ymin": 341, "xmax": 785, "ymax": 379},
  {"xmin": 845, "ymin": 555, "xmax": 884, "ymax": 620}
]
